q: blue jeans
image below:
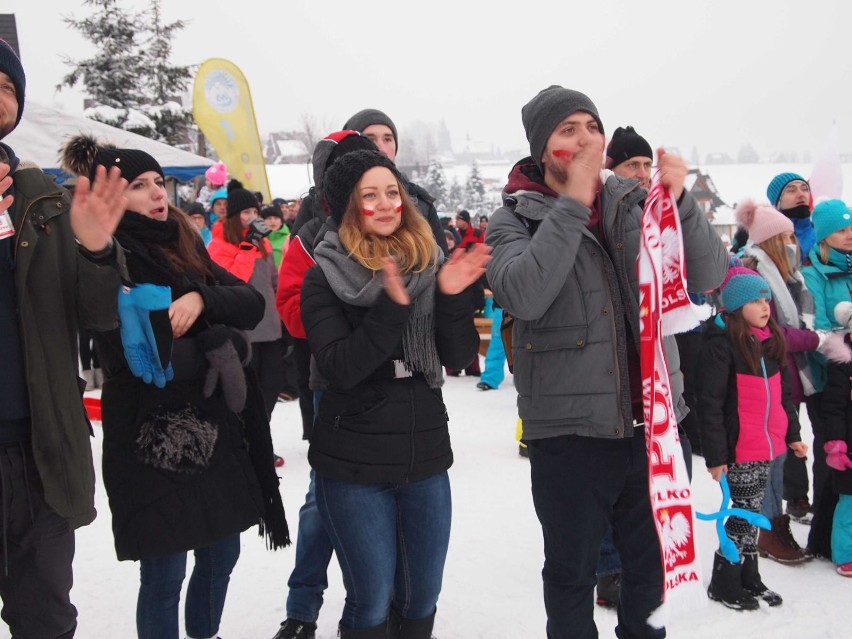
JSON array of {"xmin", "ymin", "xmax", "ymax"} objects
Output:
[
  {"xmin": 760, "ymin": 452, "xmax": 786, "ymax": 519},
  {"xmin": 286, "ymin": 469, "xmax": 335, "ymax": 622},
  {"xmin": 136, "ymin": 534, "xmax": 241, "ymax": 639},
  {"xmin": 316, "ymin": 472, "xmax": 452, "ymax": 630}
]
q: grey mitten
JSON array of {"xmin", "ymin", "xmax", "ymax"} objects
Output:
[{"xmin": 197, "ymin": 326, "xmax": 251, "ymax": 414}]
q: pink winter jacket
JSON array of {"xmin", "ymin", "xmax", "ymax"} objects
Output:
[{"xmin": 696, "ymin": 316, "xmax": 802, "ymax": 469}]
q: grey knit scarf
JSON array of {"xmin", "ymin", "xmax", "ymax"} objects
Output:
[{"xmin": 313, "ymin": 231, "xmax": 445, "ymax": 388}]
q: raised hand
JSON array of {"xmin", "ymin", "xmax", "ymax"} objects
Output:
[
  {"xmin": 437, "ymin": 243, "xmax": 492, "ymax": 295},
  {"xmin": 70, "ymin": 165, "xmax": 128, "ymax": 252},
  {"xmin": 656, "ymin": 147, "xmax": 688, "ymax": 200},
  {"xmin": 382, "ymin": 256, "xmax": 410, "ymax": 305},
  {"xmin": 555, "ymin": 136, "xmax": 604, "ymax": 207}
]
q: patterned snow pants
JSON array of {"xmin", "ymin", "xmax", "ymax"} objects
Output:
[{"xmin": 726, "ymin": 460, "xmax": 771, "ymax": 555}]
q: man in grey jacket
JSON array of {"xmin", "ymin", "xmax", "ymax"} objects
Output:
[
  {"xmin": 0, "ymin": 39, "xmax": 127, "ymax": 637},
  {"xmin": 485, "ymin": 85, "xmax": 728, "ymax": 639}
]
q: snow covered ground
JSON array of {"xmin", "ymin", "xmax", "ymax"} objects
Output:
[{"xmin": 6, "ymin": 362, "xmax": 849, "ymax": 639}]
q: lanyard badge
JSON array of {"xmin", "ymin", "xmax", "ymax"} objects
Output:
[{"xmin": 0, "ymin": 209, "xmax": 14, "ymax": 240}]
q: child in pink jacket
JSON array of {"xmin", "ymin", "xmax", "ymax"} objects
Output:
[{"xmin": 697, "ymin": 267, "xmax": 808, "ymax": 610}]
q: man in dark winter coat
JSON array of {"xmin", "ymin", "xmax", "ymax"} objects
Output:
[
  {"xmin": 486, "ymin": 86, "xmax": 728, "ymax": 639},
  {"xmin": 0, "ymin": 39, "xmax": 128, "ymax": 637}
]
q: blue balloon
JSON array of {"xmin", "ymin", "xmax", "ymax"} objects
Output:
[{"xmin": 696, "ymin": 473, "xmax": 771, "ymax": 564}]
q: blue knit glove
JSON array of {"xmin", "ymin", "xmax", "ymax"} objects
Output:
[{"xmin": 118, "ymin": 284, "xmax": 175, "ymax": 388}]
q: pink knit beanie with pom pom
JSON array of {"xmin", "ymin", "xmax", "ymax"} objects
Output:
[{"xmin": 735, "ymin": 199, "xmax": 793, "ymax": 246}]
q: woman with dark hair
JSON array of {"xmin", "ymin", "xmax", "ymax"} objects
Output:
[
  {"xmin": 61, "ymin": 136, "xmax": 289, "ymax": 639},
  {"xmin": 301, "ymin": 149, "xmax": 490, "ymax": 638},
  {"xmin": 208, "ymin": 181, "xmax": 284, "ymax": 423}
]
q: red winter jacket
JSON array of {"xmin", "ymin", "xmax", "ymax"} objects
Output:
[{"xmin": 276, "ymin": 234, "xmax": 316, "ymax": 339}]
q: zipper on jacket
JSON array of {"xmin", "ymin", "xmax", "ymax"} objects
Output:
[
  {"xmin": 14, "ymin": 194, "xmax": 55, "ymax": 261},
  {"xmin": 760, "ymin": 356, "xmax": 774, "ymax": 459},
  {"xmin": 406, "ymin": 382, "xmax": 416, "ymax": 482}
]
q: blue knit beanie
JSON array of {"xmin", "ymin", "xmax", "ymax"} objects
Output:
[
  {"xmin": 812, "ymin": 199, "xmax": 852, "ymax": 242},
  {"xmin": 766, "ymin": 172, "xmax": 807, "ymax": 208},
  {"xmin": 720, "ymin": 267, "xmax": 772, "ymax": 312},
  {"xmin": 209, "ymin": 187, "xmax": 228, "ymax": 206}
]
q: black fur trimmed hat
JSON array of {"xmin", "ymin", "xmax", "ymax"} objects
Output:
[
  {"xmin": 322, "ymin": 149, "xmax": 401, "ymax": 225},
  {"xmin": 61, "ymin": 135, "xmax": 163, "ymax": 183}
]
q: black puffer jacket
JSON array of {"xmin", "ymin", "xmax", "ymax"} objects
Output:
[
  {"xmin": 97, "ymin": 215, "xmax": 274, "ymax": 561},
  {"xmin": 301, "ymin": 265, "xmax": 477, "ymax": 484},
  {"xmin": 820, "ymin": 332, "xmax": 852, "ymax": 495}
]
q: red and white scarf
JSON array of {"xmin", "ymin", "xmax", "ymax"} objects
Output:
[{"xmin": 637, "ymin": 174, "xmax": 710, "ymax": 621}]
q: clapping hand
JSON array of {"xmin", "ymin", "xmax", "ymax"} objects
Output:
[
  {"xmin": 382, "ymin": 257, "xmax": 410, "ymax": 305},
  {"xmin": 554, "ymin": 137, "xmax": 604, "ymax": 208},
  {"xmin": 437, "ymin": 243, "xmax": 492, "ymax": 295}
]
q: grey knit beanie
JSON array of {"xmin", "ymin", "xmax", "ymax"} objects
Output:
[
  {"xmin": 343, "ymin": 109, "xmax": 399, "ymax": 154},
  {"xmin": 521, "ymin": 85, "xmax": 604, "ymax": 171}
]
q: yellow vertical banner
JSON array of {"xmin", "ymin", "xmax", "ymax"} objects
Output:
[{"xmin": 192, "ymin": 58, "xmax": 270, "ymax": 201}]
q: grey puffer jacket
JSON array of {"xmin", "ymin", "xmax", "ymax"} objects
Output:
[{"xmin": 486, "ymin": 159, "xmax": 728, "ymax": 440}]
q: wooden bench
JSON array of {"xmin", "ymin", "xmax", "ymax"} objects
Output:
[{"xmin": 474, "ymin": 316, "xmax": 492, "ymax": 357}]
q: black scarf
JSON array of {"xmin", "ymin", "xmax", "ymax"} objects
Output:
[
  {"xmin": 114, "ymin": 211, "xmax": 209, "ymax": 292},
  {"xmin": 781, "ymin": 204, "xmax": 811, "ymax": 220}
]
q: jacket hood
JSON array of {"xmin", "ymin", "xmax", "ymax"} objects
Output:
[{"xmin": 503, "ymin": 157, "xmax": 556, "ymax": 199}]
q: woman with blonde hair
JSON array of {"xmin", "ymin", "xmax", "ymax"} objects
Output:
[
  {"xmin": 801, "ymin": 199, "xmax": 852, "ymax": 559},
  {"xmin": 301, "ymin": 149, "xmax": 490, "ymax": 639}
]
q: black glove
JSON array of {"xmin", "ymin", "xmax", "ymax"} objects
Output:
[
  {"xmin": 197, "ymin": 326, "xmax": 252, "ymax": 413},
  {"xmin": 245, "ymin": 217, "xmax": 272, "ymax": 247}
]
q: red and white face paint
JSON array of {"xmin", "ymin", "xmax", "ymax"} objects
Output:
[{"xmin": 361, "ymin": 200, "xmax": 402, "ymax": 217}]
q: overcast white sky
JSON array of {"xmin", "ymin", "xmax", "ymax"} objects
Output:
[{"xmin": 7, "ymin": 0, "xmax": 852, "ymax": 160}]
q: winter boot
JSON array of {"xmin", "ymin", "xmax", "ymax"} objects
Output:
[
  {"xmin": 271, "ymin": 619, "xmax": 317, "ymax": 639},
  {"xmin": 707, "ymin": 552, "xmax": 759, "ymax": 611},
  {"xmin": 338, "ymin": 621, "xmax": 389, "ymax": 639},
  {"xmin": 785, "ymin": 496, "xmax": 813, "ymax": 525},
  {"xmin": 741, "ymin": 552, "xmax": 782, "ymax": 606},
  {"xmin": 595, "ymin": 573, "xmax": 622, "ymax": 608},
  {"xmin": 398, "ymin": 612, "xmax": 435, "ymax": 639},
  {"xmin": 758, "ymin": 515, "xmax": 809, "ymax": 564},
  {"xmin": 93, "ymin": 367, "xmax": 104, "ymax": 388},
  {"xmin": 81, "ymin": 369, "xmax": 95, "ymax": 391}
]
